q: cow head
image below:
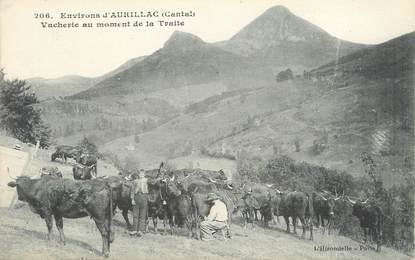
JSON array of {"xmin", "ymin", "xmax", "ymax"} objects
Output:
[
  {"xmin": 8, "ymin": 176, "xmax": 36, "ymax": 202},
  {"xmin": 346, "ymin": 196, "xmax": 368, "ymax": 217},
  {"xmin": 161, "ymin": 178, "xmax": 181, "ymax": 197},
  {"xmin": 51, "ymin": 152, "xmax": 58, "ymax": 162}
]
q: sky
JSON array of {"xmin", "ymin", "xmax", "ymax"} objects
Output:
[{"xmin": 1, "ymin": 0, "xmax": 414, "ymax": 79}]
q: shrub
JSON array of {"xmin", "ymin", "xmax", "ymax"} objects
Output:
[{"xmin": 276, "ymin": 69, "xmax": 293, "ymax": 82}]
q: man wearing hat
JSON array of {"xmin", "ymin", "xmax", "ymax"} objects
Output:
[
  {"xmin": 129, "ymin": 169, "xmax": 150, "ymax": 237},
  {"xmin": 200, "ymin": 193, "xmax": 228, "ymax": 241}
]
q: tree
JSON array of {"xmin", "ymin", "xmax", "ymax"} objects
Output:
[{"xmin": 0, "ymin": 69, "xmax": 51, "ymax": 147}]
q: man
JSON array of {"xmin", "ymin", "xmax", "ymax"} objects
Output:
[
  {"xmin": 200, "ymin": 193, "xmax": 228, "ymax": 241},
  {"xmin": 129, "ymin": 169, "xmax": 150, "ymax": 237}
]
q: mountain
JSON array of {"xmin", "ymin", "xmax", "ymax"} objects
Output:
[
  {"xmin": 216, "ymin": 5, "xmax": 366, "ymax": 68},
  {"xmin": 70, "ymin": 31, "xmax": 262, "ymax": 99},
  {"xmin": 26, "ymin": 56, "xmax": 146, "ymax": 100},
  {"xmin": 27, "ymin": 75, "xmax": 95, "ymax": 100},
  {"xmin": 71, "ymin": 6, "xmax": 368, "ymax": 100}
]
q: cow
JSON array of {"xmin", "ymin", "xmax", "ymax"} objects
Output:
[
  {"xmin": 78, "ymin": 153, "xmax": 98, "ymax": 177},
  {"xmin": 108, "ymin": 171, "xmax": 184, "ymax": 235},
  {"xmin": 7, "ymin": 175, "xmax": 115, "ymax": 257},
  {"xmin": 233, "ymin": 193, "xmax": 260, "ymax": 229},
  {"xmin": 177, "ymin": 175, "xmax": 233, "ymax": 239},
  {"xmin": 346, "ymin": 197, "xmax": 383, "ymax": 252},
  {"xmin": 278, "ymin": 191, "xmax": 314, "ymax": 240},
  {"xmin": 39, "ymin": 166, "xmax": 63, "ymax": 178},
  {"xmin": 156, "ymin": 178, "xmax": 194, "ymax": 237},
  {"xmin": 240, "ymin": 183, "xmax": 277, "ymax": 227},
  {"xmin": 51, "ymin": 145, "xmax": 81, "ymax": 163},
  {"xmin": 313, "ymin": 191, "xmax": 340, "ymax": 235},
  {"xmin": 73, "ymin": 164, "xmax": 95, "ymax": 180}
]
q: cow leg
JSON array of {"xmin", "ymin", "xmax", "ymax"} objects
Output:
[
  {"xmin": 122, "ymin": 209, "xmax": 132, "ymax": 230},
  {"xmin": 321, "ymin": 218, "xmax": 326, "ymax": 235},
  {"xmin": 376, "ymin": 229, "xmax": 381, "ymax": 252},
  {"xmin": 169, "ymin": 215, "xmax": 175, "ymax": 236},
  {"xmin": 293, "ymin": 217, "xmax": 298, "ymax": 235},
  {"xmin": 152, "ymin": 217, "xmax": 158, "ymax": 233},
  {"xmin": 54, "ymin": 214, "xmax": 66, "ymax": 245},
  {"xmin": 363, "ymin": 228, "xmax": 368, "ymax": 243},
  {"xmin": 94, "ymin": 219, "xmax": 110, "ymax": 257},
  {"xmin": 185, "ymin": 217, "xmax": 192, "ymax": 239},
  {"xmin": 45, "ymin": 214, "xmax": 53, "ymax": 241},
  {"xmin": 284, "ymin": 216, "xmax": 290, "ymax": 233},
  {"xmin": 298, "ymin": 217, "xmax": 306, "ymax": 239},
  {"xmin": 254, "ymin": 209, "xmax": 259, "ymax": 221},
  {"xmin": 327, "ymin": 217, "xmax": 333, "ymax": 236},
  {"xmin": 308, "ymin": 217, "xmax": 314, "ymax": 241}
]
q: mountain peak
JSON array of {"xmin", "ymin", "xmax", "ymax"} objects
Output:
[
  {"xmin": 263, "ymin": 5, "xmax": 292, "ymax": 16},
  {"xmin": 228, "ymin": 5, "xmax": 331, "ymax": 50},
  {"xmin": 163, "ymin": 31, "xmax": 206, "ymax": 51}
]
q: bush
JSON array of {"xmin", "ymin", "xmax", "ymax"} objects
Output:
[{"xmin": 276, "ymin": 69, "xmax": 293, "ymax": 82}]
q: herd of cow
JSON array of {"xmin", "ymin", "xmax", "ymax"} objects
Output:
[
  {"xmin": 51, "ymin": 145, "xmax": 98, "ymax": 180},
  {"xmin": 6, "ymin": 146, "xmax": 384, "ymax": 257}
]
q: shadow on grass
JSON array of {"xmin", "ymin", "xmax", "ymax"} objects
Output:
[{"xmin": 1, "ymin": 224, "xmax": 101, "ymax": 256}]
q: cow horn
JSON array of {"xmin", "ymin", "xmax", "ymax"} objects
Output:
[
  {"xmin": 362, "ymin": 198, "xmax": 369, "ymax": 204},
  {"xmin": 334, "ymin": 196, "xmax": 341, "ymax": 201},
  {"xmin": 226, "ymin": 183, "xmax": 233, "ymax": 190},
  {"xmin": 265, "ymin": 184, "xmax": 273, "ymax": 188},
  {"xmin": 317, "ymin": 193, "xmax": 328, "ymax": 201},
  {"xmin": 208, "ymin": 177, "xmax": 217, "ymax": 183},
  {"xmin": 7, "ymin": 167, "xmax": 16, "ymax": 180},
  {"xmin": 346, "ymin": 196, "xmax": 356, "ymax": 205},
  {"xmin": 170, "ymin": 175, "xmax": 175, "ymax": 182},
  {"xmin": 334, "ymin": 187, "xmax": 338, "ymax": 197},
  {"xmin": 275, "ymin": 189, "xmax": 283, "ymax": 194}
]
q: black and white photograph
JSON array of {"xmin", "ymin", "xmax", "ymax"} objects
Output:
[{"xmin": 0, "ymin": 0, "xmax": 414, "ymax": 259}]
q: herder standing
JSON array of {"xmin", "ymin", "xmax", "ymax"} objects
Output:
[
  {"xmin": 200, "ymin": 193, "xmax": 228, "ymax": 241},
  {"xmin": 129, "ymin": 169, "xmax": 150, "ymax": 237}
]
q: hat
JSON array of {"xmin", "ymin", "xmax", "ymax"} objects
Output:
[{"xmin": 206, "ymin": 193, "xmax": 220, "ymax": 201}]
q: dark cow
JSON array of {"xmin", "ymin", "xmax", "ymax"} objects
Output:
[
  {"xmin": 40, "ymin": 166, "xmax": 63, "ymax": 178},
  {"xmin": 177, "ymin": 175, "xmax": 233, "ymax": 239},
  {"xmin": 51, "ymin": 145, "xmax": 81, "ymax": 163},
  {"xmin": 240, "ymin": 183, "xmax": 277, "ymax": 227},
  {"xmin": 313, "ymin": 191, "xmax": 340, "ymax": 234},
  {"xmin": 73, "ymin": 164, "xmax": 95, "ymax": 180},
  {"xmin": 233, "ymin": 193, "xmax": 260, "ymax": 229},
  {"xmin": 7, "ymin": 175, "xmax": 115, "ymax": 257},
  {"xmin": 347, "ymin": 197, "xmax": 383, "ymax": 252},
  {"xmin": 156, "ymin": 178, "xmax": 194, "ymax": 237},
  {"xmin": 78, "ymin": 153, "xmax": 98, "ymax": 177},
  {"xmin": 278, "ymin": 191, "xmax": 314, "ymax": 240}
]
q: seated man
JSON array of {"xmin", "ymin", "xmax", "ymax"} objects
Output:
[{"xmin": 200, "ymin": 193, "xmax": 228, "ymax": 241}]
